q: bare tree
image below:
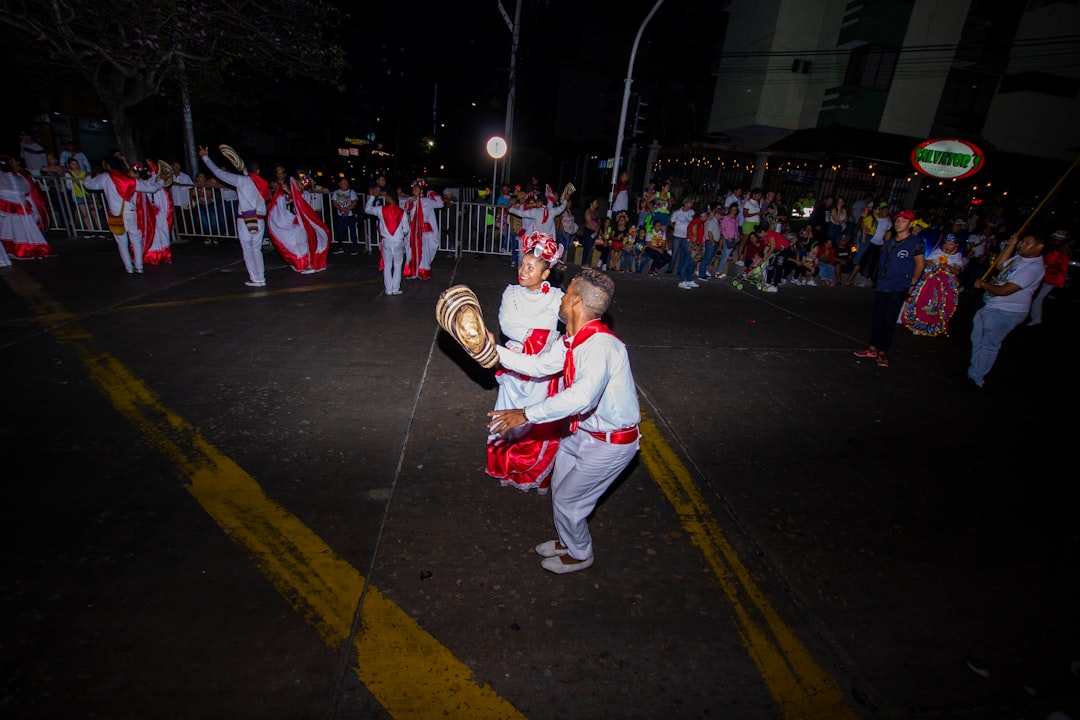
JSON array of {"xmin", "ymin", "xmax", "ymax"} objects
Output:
[{"xmin": 0, "ymin": 0, "xmax": 347, "ymax": 164}]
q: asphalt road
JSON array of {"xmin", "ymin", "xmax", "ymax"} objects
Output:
[{"xmin": 2, "ymin": 233, "xmax": 1078, "ymax": 720}]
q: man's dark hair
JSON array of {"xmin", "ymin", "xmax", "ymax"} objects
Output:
[{"xmin": 573, "ymin": 266, "xmax": 614, "ymax": 317}]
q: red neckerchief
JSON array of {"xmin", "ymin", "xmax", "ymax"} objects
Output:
[
  {"xmin": 249, "ymin": 172, "xmax": 270, "ymax": 201},
  {"xmin": 382, "ymin": 203, "xmax": 404, "ymax": 235},
  {"xmin": 563, "ymin": 319, "xmax": 615, "ymax": 432},
  {"xmin": 109, "ymin": 170, "xmax": 136, "ymax": 201}
]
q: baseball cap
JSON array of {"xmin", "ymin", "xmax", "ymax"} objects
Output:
[
  {"xmin": 894, "ymin": 210, "xmax": 916, "ymax": 221},
  {"xmin": 944, "ymin": 233, "xmax": 959, "ymax": 243}
]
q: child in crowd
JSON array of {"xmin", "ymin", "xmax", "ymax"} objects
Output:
[
  {"xmin": 611, "ymin": 211, "xmax": 630, "ymax": 272},
  {"xmin": 595, "ymin": 216, "xmax": 611, "ymax": 270},
  {"xmin": 633, "ymin": 226, "xmax": 649, "ymax": 273}
]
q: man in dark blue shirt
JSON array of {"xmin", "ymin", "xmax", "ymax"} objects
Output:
[{"xmin": 852, "ymin": 209, "xmax": 926, "ymax": 368}]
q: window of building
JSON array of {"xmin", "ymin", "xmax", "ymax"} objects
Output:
[{"xmin": 844, "ymin": 44, "xmax": 899, "ymax": 92}]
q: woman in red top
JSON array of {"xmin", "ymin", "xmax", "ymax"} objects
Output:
[
  {"xmin": 815, "ymin": 238, "xmax": 839, "ymax": 286},
  {"xmin": 1027, "ymin": 230, "xmax": 1072, "ymax": 326}
]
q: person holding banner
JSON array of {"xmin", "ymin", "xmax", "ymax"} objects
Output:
[{"xmin": 966, "ymin": 233, "xmax": 1046, "ymax": 389}]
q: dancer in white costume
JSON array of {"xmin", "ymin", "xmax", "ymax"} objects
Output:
[
  {"xmin": 401, "ymin": 178, "xmax": 444, "ymax": 280},
  {"xmin": 364, "ymin": 191, "xmax": 409, "ymax": 295},
  {"xmin": 267, "ymin": 177, "xmax": 330, "ymax": 274},
  {"xmin": 486, "ymin": 232, "xmax": 566, "ymax": 493}
]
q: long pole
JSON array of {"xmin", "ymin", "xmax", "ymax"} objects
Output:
[
  {"xmin": 492, "ymin": 159, "xmax": 498, "ymax": 249},
  {"xmin": 608, "ymin": 0, "xmax": 665, "ymax": 217},
  {"xmin": 981, "ymin": 153, "xmax": 1080, "ymax": 281},
  {"xmin": 498, "ymin": 0, "xmax": 522, "ymax": 188}
]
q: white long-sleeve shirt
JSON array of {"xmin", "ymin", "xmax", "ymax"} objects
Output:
[
  {"xmin": 509, "ymin": 201, "xmax": 567, "ymax": 239},
  {"xmin": 82, "ymin": 172, "xmax": 162, "ymax": 216},
  {"xmin": 364, "ymin": 195, "xmax": 409, "ymax": 245},
  {"xmin": 201, "ymin": 155, "xmax": 265, "ymax": 215},
  {"xmin": 495, "ymin": 322, "xmax": 640, "ymax": 433}
]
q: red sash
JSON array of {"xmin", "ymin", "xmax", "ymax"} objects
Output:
[
  {"xmin": 249, "ymin": 172, "xmax": 270, "ymax": 202},
  {"xmin": 563, "ymin": 320, "xmax": 616, "ymax": 433}
]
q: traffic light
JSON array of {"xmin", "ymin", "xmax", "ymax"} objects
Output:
[{"xmin": 632, "ymin": 95, "xmax": 649, "ymax": 138}]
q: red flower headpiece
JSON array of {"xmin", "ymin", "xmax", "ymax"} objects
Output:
[
  {"xmin": 521, "ymin": 231, "xmax": 564, "ymax": 265},
  {"xmin": 411, "ymin": 178, "xmax": 427, "ymax": 188}
]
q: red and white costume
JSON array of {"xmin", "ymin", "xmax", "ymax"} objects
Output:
[
  {"xmin": 486, "ymin": 233, "xmax": 566, "ymax": 493},
  {"xmin": 83, "ymin": 168, "xmax": 160, "ymax": 273},
  {"xmin": 201, "ymin": 154, "xmax": 270, "ymax": 284},
  {"xmin": 364, "ymin": 194, "xmax": 410, "ymax": 295},
  {"xmin": 138, "ymin": 165, "xmax": 174, "ymax": 266},
  {"xmin": 267, "ymin": 178, "xmax": 330, "ymax": 274},
  {"xmin": 402, "ymin": 182, "xmax": 444, "ymax": 280},
  {"xmin": 0, "ymin": 168, "xmax": 56, "ymax": 260}
]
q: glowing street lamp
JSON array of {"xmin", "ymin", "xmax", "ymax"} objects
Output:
[{"xmin": 487, "ymin": 136, "xmax": 507, "ymax": 249}]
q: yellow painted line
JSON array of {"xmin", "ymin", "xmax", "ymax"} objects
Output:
[
  {"xmin": 2, "ymin": 267, "xmax": 526, "ymax": 720},
  {"xmin": 5, "ymin": 263, "xmax": 857, "ymax": 718},
  {"xmin": 637, "ymin": 415, "xmax": 858, "ymax": 720}
]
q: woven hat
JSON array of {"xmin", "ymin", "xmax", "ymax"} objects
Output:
[
  {"xmin": 435, "ymin": 285, "xmax": 499, "ymax": 369},
  {"xmin": 218, "ymin": 144, "xmax": 244, "ymax": 173}
]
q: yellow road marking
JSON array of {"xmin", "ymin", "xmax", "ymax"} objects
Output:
[
  {"xmin": 3, "ymin": 267, "xmax": 526, "ymax": 720},
  {"xmin": 638, "ymin": 415, "xmax": 858, "ymax": 720},
  {"xmin": 4, "ymin": 265, "xmax": 856, "ymax": 718}
]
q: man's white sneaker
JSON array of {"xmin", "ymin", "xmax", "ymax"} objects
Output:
[
  {"xmin": 678, "ymin": 281, "xmax": 692, "ymax": 289},
  {"xmin": 762, "ymin": 284, "xmax": 778, "ymax": 293},
  {"xmin": 807, "ymin": 280, "xmax": 817, "ymax": 286},
  {"xmin": 687, "ymin": 280, "xmax": 700, "ymax": 288}
]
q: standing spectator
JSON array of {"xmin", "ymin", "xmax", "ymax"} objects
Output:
[
  {"xmin": 18, "ymin": 131, "xmax": 47, "ymax": 176},
  {"xmin": 368, "ymin": 173, "xmax": 390, "ymax": 205},
  {"xmin": 967, "ymin": 233, "xmax": 1046, "ymax": 388},
  {"xmin": 610, "ymin": 170, "xmax": 630, "ymax": 222},
  {"xmin": 495, "ymin": 183, "xmax": 513, "ymax": 259},
  {"xmin": 808, "ymin": 195, "xmax": 833, "ymax": 244},
  {"xmin": 170, "ymin": 161, "xmax": 194, "ymax": 210},
  {"xmin": 1027, "ymin": 229, "xmax": 1071, "ymax": 327},
  {"xmin": 193, "ymin": 171, "xmax": 220, "ymax": 240},
  {"xmin": 64, "ymin": 157, "xmax": 93, "ymax": 230},
  {"xmin": 330, "ymin": 177, "xmax": 360, "ymax": 255},
  {"xmin": 651, "ymin": 179, "xmax": 674, "ymax": 233},
  {"xmin": 486, "ymin": 231, "xmax": 565, "ymax": 493},
  {"xmin": 738, "ymin": 188, "xmax": 763, "ymax": 263},
  {"xmin": 715, "ymin": 202, "xmax": 740, "ymax": 279},
  {"xmin": 850, "ymin": 203, "xmax": 891, "ymax": 286},
  {"xmin": 580, "ymin": 196, "xmax": 601, "ymax": 268},
  {"xmin": 637, "ymin": 179, "xmax": 657, "ymax": 229},
  {"xmin": 199, "ymin": 145, "xmax": 271, "ymax": 287},
  {"xmin": 59, "ymin": 142, "xmax": 92, "ymax": 174},
  {"xmin": 612, "ymin": 211, "xmax": 631, "ymax": 272},
  {"xmin": 401, "ymin": 178, "xmax": 446, "ymax": 281},
  {"xmin": 555, "ymin": 197, "xmax": 577, "ymax": 268},
  {"xmin": 670, "ymin": 197, "xmax": 698, "ymax": 289},
  {"xmin": 594, "ymin": 216, "xmax": 612, "ymax": 271},
  {"xmin": 827, "ymin": 196, "xmax": 848, "ymax": 244},
  {"xmin": 486, "ymin": 267, "xmax": 641, "ymax": 575},
  {"xmin": 364, "ymin": 190, "xmax": 409, "ymax": 295},
  {"xmin": 699, "ymin": 205, "xmax": 722, "ymax": 281},
  {"xmin": 852, "ymin": 210, "xmax": 925, "ymax": 368}
]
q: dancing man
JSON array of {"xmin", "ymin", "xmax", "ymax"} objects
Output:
[
  {"xmin": 364, "ymin": 190, "xmax": 409, "ymax": 295},
  {"xmin": 487, "ymin": 267, "xmax": 640, "ymax": 574},
  {"xmin": 199, "ymin": 145, "xmax": 271, "ymax": 287}
]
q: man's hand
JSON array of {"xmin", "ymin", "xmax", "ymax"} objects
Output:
[
  {"xmin": 198, "ymin": 146, "xmax": 208, "ymax": 158},
  {"xmin": 487, "ymin": 408, "xmax": 528, "ymax": 437}
]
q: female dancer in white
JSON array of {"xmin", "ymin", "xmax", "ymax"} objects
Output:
[{"xmin": 486, "ymin": 231, "xmax": 566, "ymax": 493}]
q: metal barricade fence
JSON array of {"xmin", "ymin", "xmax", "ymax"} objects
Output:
[{"xmin": 34, "ymin": 174, "xmax": 516, "ymax": 261}]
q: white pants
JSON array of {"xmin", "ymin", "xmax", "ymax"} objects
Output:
[
  {"xmin": 550, "ymin": 430, "xmax": 639, "ymax": 561},
  {"xmin": 114, "ymin": 213, "xmax": 145, "ymax": 272},
  {"xmin": 382, "ymin": 237, "xmax": 405, "ymax": 294},
  {"xmin": 1028, "ymin": 282, "xmax": 1054, "ymax": 324},
  {"xmin": 238, "ymin": 219, "xmax": 266, "ymax": 283}
]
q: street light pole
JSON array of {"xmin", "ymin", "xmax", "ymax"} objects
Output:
[
  {"xmin": 497, "ymin": 0, "xmax": 521, "ymax": 187},
  {"xmin": 608, "ymin": 0, "xmax": 665, "ymax": 217}
]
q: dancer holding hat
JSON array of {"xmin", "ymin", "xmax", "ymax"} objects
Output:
[
  {"xmin": 487, "ymin": 267, "xmax": 640, "ymax": 574},
  {"xmin": 199, "ymin": 145, "xmax": 271, "ymax": 287}
]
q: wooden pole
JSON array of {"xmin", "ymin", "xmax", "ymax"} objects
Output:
[{"xmin": 981, "ymin": 154, "xmax": 1080, "ymax": 281}]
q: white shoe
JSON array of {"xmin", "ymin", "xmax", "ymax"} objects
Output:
[
  {"xmin": 762, "ymin": 284, "xmax": 778, "ymax": 293},
  {"xmin": 735, "ymin": 260, "xmax": 745, "ymax": 267},
  {"xmin": 300, "ymin": 269, "xmax": 316, "ymax": 274},
  {"xmin": 717, "ymin": 273, "xmax": 727, "ymax": 279},
  {"xmin": 807, "ymin": 280, "xmax": 817, "ymax": 286},
  {"xmin": 687, "ymin": 280, "xmax": 700, "ymax": 288},
  {"xmin": 244, "ymin": 280, "xmax": 266, "ymax": 287},
  {"xmin": 540, "ymin": 554, "xmax": 594, "ymax": 574},
  {"xmin": 535, "ymin": 540, "xmax": 568, "ymax": 558},
  {"xmin": 678, "ymin": 281, "xmax": 692, "ymax": 289}
]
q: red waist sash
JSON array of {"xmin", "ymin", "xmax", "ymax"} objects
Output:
[{"xmin": 586, "ymin": 426, "xmax": 640, "ymax": 444}]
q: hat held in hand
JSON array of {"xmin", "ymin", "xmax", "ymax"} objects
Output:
[{"xmin": 435, "ymin": 285, "xmax": 499, "ymax": 369}]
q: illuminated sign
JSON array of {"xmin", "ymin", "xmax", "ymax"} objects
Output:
[{"xmin": 911, "ymin": 138, "xmax": 985, "ymax": 180}]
